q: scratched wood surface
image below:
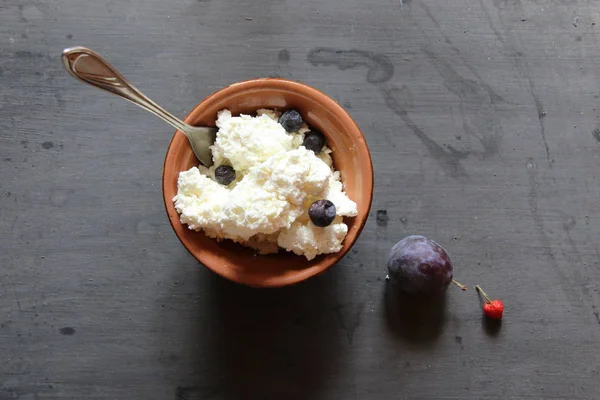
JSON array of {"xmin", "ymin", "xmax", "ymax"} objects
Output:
[{"xmin": 1, "ymin": 0, "xmax": 600, "ymax": 398}]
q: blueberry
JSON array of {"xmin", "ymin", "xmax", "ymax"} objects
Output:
[
  {"xmin": 214, "ymin": 165, "xmax": 236, "ymax": 185},
  {"xmin": 302, "ymin": 131, "xmax": 325, "ymax": 154},
  {"xmin": 309, "ymin": 200, "xmax": 336, "ymax": 227},
  {"xmin": 278, "ymin": 110, "xmax": 304, "ymax": 132},
  {"xmin": 387, "ymin": 235, "xmax": 453, "ymax": 295}
]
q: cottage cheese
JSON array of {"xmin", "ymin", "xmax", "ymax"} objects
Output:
[{"xmin": 173, "ymin": 109, "xmax": 358, "ymax": 260}]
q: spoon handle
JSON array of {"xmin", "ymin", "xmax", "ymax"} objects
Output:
[{"xmin": 62, "ymin": 46, "xmax": 192, "ymax": 136}]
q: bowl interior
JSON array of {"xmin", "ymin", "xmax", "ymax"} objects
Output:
[{"xmin": 163, "ymin": 78, "xmax": 373, "ymax": 287}]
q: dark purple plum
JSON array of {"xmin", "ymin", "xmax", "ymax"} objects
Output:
[{"xmin": 387, "ymin": 235, "xmax": 453, "ymax": 295}]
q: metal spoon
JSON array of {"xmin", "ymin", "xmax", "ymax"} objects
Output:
[{"xmin": 62, "ymin": 46, "xmax": 216, "ymax": 166}]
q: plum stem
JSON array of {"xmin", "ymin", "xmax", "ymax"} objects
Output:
[
  {"xmin": 476, "ymin": 285, "xmax": 492, "ymax": 303},
  {"xmin": 451, "ymin": 279, "xmax": 467, "ymax": 291}
]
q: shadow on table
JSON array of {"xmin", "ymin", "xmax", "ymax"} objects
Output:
[
  {"xmin": 184, "ymin": 269, "xmax": 343, "ymax": 400},
  {"xmin": 382, "ymin": 281, "xmax": 447, "ymax": 345},
  {"xmin": 482, "ymin": 315, "xmax": 502, "ymax": 336}
]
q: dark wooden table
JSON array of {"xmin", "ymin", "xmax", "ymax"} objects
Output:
[{"xmin": 2, "ymin": 0, "xmax": 600, "ymax": 399}]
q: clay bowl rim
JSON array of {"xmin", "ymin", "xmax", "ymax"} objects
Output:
[{"xmin": 162, "ymin": 77, "xmax": 374, "ymax": 288}]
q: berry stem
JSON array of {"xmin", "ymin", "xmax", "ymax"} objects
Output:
[
  {"xmin": 476, "ymin": 285, "xmax": 492, "ymax": 303},
  {"xmin": 451, "ymin": 280, "xmax": 467, "ymax": 291}
]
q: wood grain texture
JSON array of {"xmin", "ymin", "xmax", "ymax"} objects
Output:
[{"xmin": 1, "ymin": 0, "xmax": 600, "ymax": 399}]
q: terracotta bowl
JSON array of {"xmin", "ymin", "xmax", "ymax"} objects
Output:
[{"xmin": 162, "ymin": 78, "xmax": 373, "ymax": 287}]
